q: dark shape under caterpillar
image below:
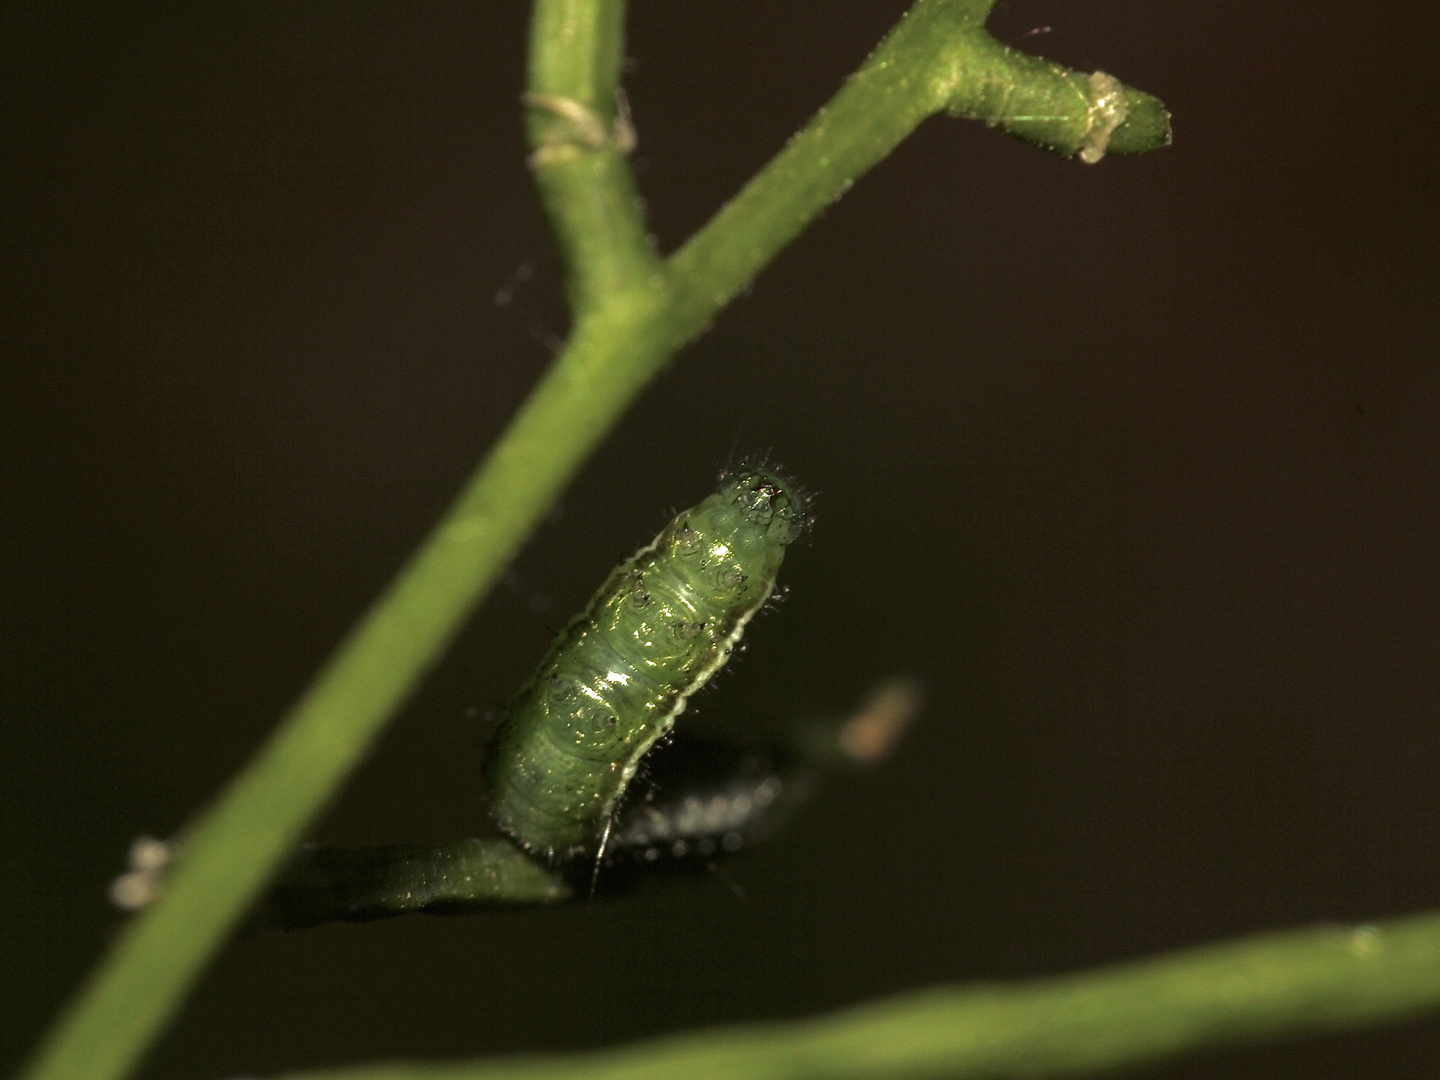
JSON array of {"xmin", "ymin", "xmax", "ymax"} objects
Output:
[{"xmin": 580, "ymin": 733, "xmax": 812, "ymax": 896}]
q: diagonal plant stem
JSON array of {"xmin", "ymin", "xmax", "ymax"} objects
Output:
[
  {"xmin": 15, "ymin": 4, "xmax": 1168, "ymax": 1080},
  {"xmin": 272, "ymin": 912, "xmax": 1440, "ymax": 1080}
]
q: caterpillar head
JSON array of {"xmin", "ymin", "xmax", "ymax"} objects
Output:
[{"xmin": 717, "ymin": 464, "xmax": 810, "ymax": 546}]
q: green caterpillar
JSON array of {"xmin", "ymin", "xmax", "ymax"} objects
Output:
[{"xmin": 483, "ymin": 465, "xmax": 808, "ymax": 864}]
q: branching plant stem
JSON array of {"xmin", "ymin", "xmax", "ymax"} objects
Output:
[{"xmin": 16, "ymin": 4, "xmax": 1171, "ymax": 1080}]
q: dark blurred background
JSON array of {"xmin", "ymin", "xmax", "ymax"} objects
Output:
[{"xmin": 4, "ymin": 2, "xmax": 1439, "ymax": 1078}]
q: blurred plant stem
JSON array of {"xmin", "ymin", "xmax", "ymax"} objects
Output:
[
  {"xmin": 277, "ymin": 911, "xmax": 1440, "ymax": 1080},
  {"xmin": 16, "ymin": 3, "xmax": 1168, "ymax": 1080}
]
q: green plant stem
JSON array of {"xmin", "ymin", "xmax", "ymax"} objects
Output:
[
  {"xmin": 526, "ymin": 0, "xmax": 661, "ymax": 314},
  {"xmin": 14, "ymin": 289, "xmax": 671, "ymax": 1080},
  {"xmin": 17, "ymin": 4, "xmax": 1170, "ymax": 1080},
  {"xmin": 273, "ymin": 912, "xmax": 1440, "ymax": 1080}
]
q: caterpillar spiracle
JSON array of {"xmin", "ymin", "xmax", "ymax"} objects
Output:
[{"xmin": 483, "ymin": 464, "xmax": 809, "ymax": 865}]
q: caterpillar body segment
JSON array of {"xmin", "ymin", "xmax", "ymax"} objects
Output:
[{"xmin": 483, "ymin": 466, "xmax": 807, "ymax": 864}]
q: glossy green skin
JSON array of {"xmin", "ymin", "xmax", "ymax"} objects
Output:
[
  {"xmin": 261, "ymin": 839, "xmax": 572, "ymax": 928},
  {"xmin": 484, "ymin": 468, "xmax": 806, "ymax": 864}
]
